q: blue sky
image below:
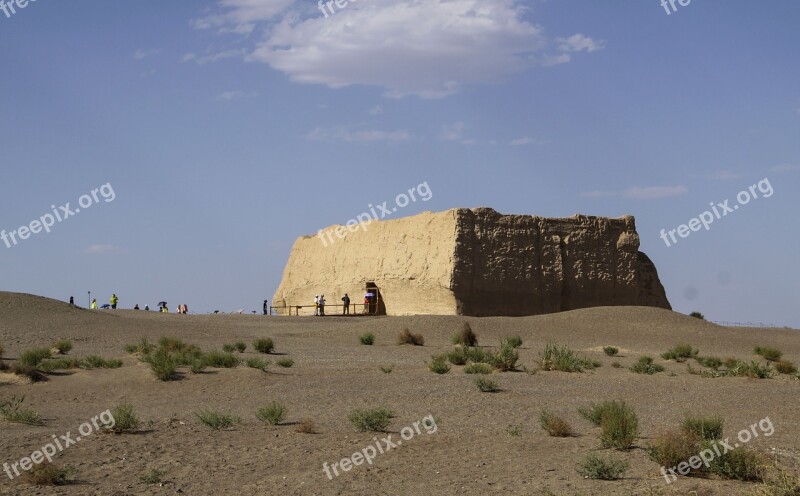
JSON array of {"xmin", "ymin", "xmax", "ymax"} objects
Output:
[{"xmin": 0, "ymin": 0, "xmax": 798, "ymax": 325}]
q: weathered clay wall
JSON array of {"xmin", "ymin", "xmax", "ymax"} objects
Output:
[{"xmin": 272, "ymin": 208, "xmax": 670, "ymax": 316}]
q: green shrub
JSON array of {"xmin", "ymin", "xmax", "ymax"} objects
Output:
[
  {"xmin": 603, "ymin": 346, "xmax": 619, "ymax": 357},
  {"xmin": 506, "ymin": 425, "xmax": 521, "ymax": 437},
  {"xmin": 195, "ymin": 410, "xmax": 240, "ymax": 430},
  {"xmin": 380, "ymin": 364, "xmax": 393, "ymax": 373},
  {"xmin": 465, "ymin": 347, "xmax": 489, "ymax": 363},
  {"xmin": 222, "ymin": 344, "xmax": 235, "ymax": 353},
  {"xmin": 709, "ymin": 444, "xmax": 767, "ymax": 481},
  {"xmin": 754, "ymin": 346, "xmax": 783, "ymax": 362},
  {"xmin": 139, "ymin": 468, "xmax": 164, "ymax": 485},
  {"xmin": 37, "ymin": 357, "xmax": 81, "ymax": 373},
  {"xmin": 726, "ymin": 360, "xmax": 773, "ymax": 379},
  {"xmin": 630, "ymin": 356, "xmax": 665, "ymax": 375},
  {"xmin": 611, "ymin": 361, "xmax": 622, "ymax": 368},
  {"xmin": 25, "ymin": 462, "xmax": 75, "ymax": 486},
  {"xmin": 428, "ymin": 354, "xmax": 451, "ymax": 374},
  {"xmin": 359, "ymin": 333, "xmax": 375, "ymax": 345},
  {"xmin": 276, "ymin": 357, "xmax": 294, "ymax": 368},
  {"xmin": 109, "ymin": 404, "xmax": 140, "ymax": 433},
  {"xmin": 348, "ymin": 408, "xmax": 393, "ymax": 432},
  {"xmin": 149, "ymin": 348, "xmax": 177, "ymax": 381},
  {"xmin": 398, "ymin": 328, "xmax": 424, "ymax": 346},
  {"xmin": 253, "ymin": 338, "xmax": 275, "ymax": 354},
  {"xmin": 158, "ymin": 337, "xmax": 192, "ymax": 353},
  {"xmin": 576, "ymin": 453, "xmax": 629, "ymax": 480},
  {"xmin": 464, "ymin": 363, "xmax": 492, "ymax": 374},
  {"xmin": 0, "ymin": 362, "xmax": 48, "ymax": 382},
  {"xmin": 539, "ymin": 343, "xmax": 596, "ymax": 372},
  {"xmin": 80, "ymin": 355, "xmax": 123, "ymax": 369},
  {"xmin": 682, "ymin": 415, "xmax": 723, "ymax": 441},
  {"xmin": 689, "ymin": 311, "xmax": 705, "ymax": 320},
  {"xmin": 502, "ymin": 336, "xmax": 523, "ymax": 349},
  {"xmin": 246, "ymin": 357, "xmax": 269, "ymax": 372},
  {"xmin": 452, "ymin": 322, "xmax": 478, "ymax": 346},
  {"xmin": 256, "ymin": 402, "xmax": 287, "ymax": 425},
  {"xmin": 539, "ymin": 410, "xmax": 573, "ymax": 437},
  {"xmin": 775, "ymin": 361, "xmax": 797, "ymax": 374},
  {"xmin": 490, "ymin": 343, "xmax": 519, "ymax": 372},
  {"xmin": 18, "ymin": 348, "xmax": 52, "ymax": 367},
  {"xmin": 662, "ymin": 344, "xmax": 699, "ymax": 362},
  {"xmin": 446, "ymin": 347, "xmax": 468, "ymax": 365},
  {"xmin": 190, "ymin": 359, "xmax": 206, "ymax": 373},
  {"xmin": 646, "ymin": 429, "xmax": 702, "ymax": 472},
  {"xmin": 202, "ymin": 351, "xmax": 239, "ymax": 368},
  {"xmin": 52, "ymin": 340, "xmax": 73, "ymax": 354},
  {"xmin": 234, "ymin": 342, "xmax": 246, "ymax": 353},
  {"xmin": 0, "ymin": 395, "xmax": 42, "ymax": 425},
  {"xmin": 124, "ymin": 337, "xmax": 155, "ymax": 355},
  {"xmin": 696, "ymin": 356, "xmax": 723, "ymax": 369},
  {"xmin": 475, "ymin": 377, "xmax": 499, "ymax": 392},
  {"xmin": 579, "ymin": 400, "xmax": 638, "ymax": 449}
]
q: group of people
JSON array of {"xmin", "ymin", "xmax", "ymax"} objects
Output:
[
  {"xmin": 310, "ymin": 293, "xmax": 374, "ymax": 316},
  {"xmin": 89, "ymin": 293, "xmax": 118, "ymax": 310},
  {"xmin": 82, "ymin": 294, "xmax": 186, "ymax": 313}
]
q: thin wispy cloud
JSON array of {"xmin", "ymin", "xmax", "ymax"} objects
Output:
[
  {"xmin": 510, "ymin": 136, "xmax": 545, "ymax": 146},
  {"xmin": 181, "ymin": 49, "xmax": 246, "ymax": 65},
  {"xmin": 306, "ymin": 126, "xmax": 411, "ymax": 143},
  {"xmin": 769, "ymin": 163, "xmax": 798, "ymax": 173},
  {"xmin": 216, "ymin": 90, "xmax": 258, "ymax": 101},
  {"xmin": 133, "ymin": 48, "xmax": 161, "ymax": 60}
]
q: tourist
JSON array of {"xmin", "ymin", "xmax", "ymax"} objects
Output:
[
  {"xmin": 263, "ymin": 300, "xmax": 269, "ymax": 315},
  {"xmin": 341, "ymin": 293, "xmax": 350, "ymax": 315},
  {"xmin": 110, "ymin": 293, "xmax": 118, "ymax": 310},
  {"xmin": 69, "ymin": 296, "xmax": 74, "ymax": 306},
  {"xmin": 134, "ymin": 304, "xmax": 140, "ymax": 310},
  {"xmin": 144, "ymin": 304, "xmax": 149, "ymax": 311},
  {"xmin": 91, "ymin": 298, "xmax": 98, "ymax": 310},
  {"xmin": 314, "ymin": 295, "xmax": 319, "ymax": 316},
  {"xmin": 319, "ymin": 295, "xmax": 326, "ymax": 316}
]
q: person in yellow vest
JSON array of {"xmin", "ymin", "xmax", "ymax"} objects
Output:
[
  {"xmin": 91, "ymin": 299, "xmax": 98, "ymax": 310},
  {"xmin": 110, "ymin": 293, "xmax": 118, "ymax": 310}
]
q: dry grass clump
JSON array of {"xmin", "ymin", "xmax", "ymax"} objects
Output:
[
  {"xmin": 398, "ymin": 328, "xmax": 424, "ymax": 346},
  {"xmin": 348, "ymin": 408, "xmax": 393, "ymax": 432},
  {"xmin": 25, "ymin": 462, "xmax": 75, "ymax": 486},
  {"xmin": 253, "ymin": 338, "xmax": 275, "ymax": 354},
  {"xmin": 108, "ymin": 404, "xmax": 140, "ymax": 433},
  {"xmin": 662, "ymin": 344, "xmax": 699, "ymax": 362},
  {"xmin": 474, "ymin": 377, "xmax": 499, "ymax": 392},
  {"xmin": 52, "ymin": 340, "xmax": 73, "ymax": 354},
  {"xmin": 256, "ymin": 402, "xmax": 287, "ymax": 425},
  {"xmin": 428, "ymin": 354, "xmax": 451, "ymax": 374},
  {"xmin": 754, "ymin": 346, "xmax": 783, "ymax": 362},
  {"xmin": 196, "ymin": 410, "xmax": 240, "ymax": 430},
  {"xmin": 0, "ymin": 395, "xmax": 42, "ymax": 425},
  {"xmin": 295, "ymin": 418, "xmax": 316, "ymax": 434},
  {"xmin": 18, "ymin": 348, "xmax": 52, "ymax": 367},
  {"xmin": 630, "ymin": 356, "xmax": 665, "ymax": 375},
  {"xmin": 452, "ymin": 322, "xmax": 477, "ymax": 346},
  {"xmin": 576, "ymin": 453, "xmax": 628, "ymax": 480},
  {"xmin": 579, "ymin": 400, "xmax": 638, "ymax": 450},
  {"xmin": 775, "ymin": 361, "xmax": 797, "ymax": 374},
  {"xmin": 603, "ymin": 346, "xmax": 619, "ymax": 356},
  {"xmin": 464, "ymin": 363, "xmax": 492, "ymax": 374},
  {"xmin": 359, "ymin": 333, "xmax": 375, "ymax": 345},
  {"xmin": 539, "ymin": 343, "xmax": 598, "ymax": 372},
  {"xmin": 539, "ymin": 410, "xmax": 573, "ymax": 437}
]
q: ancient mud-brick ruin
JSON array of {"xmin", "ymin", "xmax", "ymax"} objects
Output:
[{"xmin": 272, "ymin": 208, "xmax": 671, "ymax": 316}]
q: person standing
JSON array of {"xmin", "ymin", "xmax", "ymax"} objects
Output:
[
  {"xmin": 314, "ymin": 295, "xmax": 319, "ymax": 316},
  {"xmin": 263, "ymin": 300, "xmax": 269, "ymax": 316},
  {"xmin": 110, "ymin": 293, "xmax": 118, "ymax": 310},
  {"xmin": 341, "ymin": 294, "xmax": 350, "ymax": 315},
  {"xmin": 69, "ymin": 296, "xmax": 74, "ymax": 306},
  {"xmin": 319, "ymin": 295, "xmax": 326, "ymax": 316},
  {"xmin": 91, "ymin": 299, "xmax": 98, "ymax": 310}
]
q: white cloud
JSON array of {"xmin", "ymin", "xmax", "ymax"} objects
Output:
[
  {"xmin": 83, "ymin": 244, "xmax": 118, "ymax": 255},
  {"xmin": 306, "ymin": 126, "xmax": 411, "ymax": 143},
  {"xmin": 181, "ymin": 49, "xmax": 245, "ymax": 65},
  {"xmin": 439, "ymin": 122, "xmax": 466, "ymax": 142},
  {"xmin": 510, "ymin": 136, "xmax": 545, "ymax": 146},
  {"xmin": 368, "ymin": 105, "xmax": 384, "ymax": 115},
  {"xmin": 769, "ymin": 163, "xmax": 798, "ymax": 173},
  {"xmin": 622, "ymin": 185, "xmax": 688, "ymax": 199},
  {"xmin": 133, "ymin": 48, "xmax": 161, "ymax": 60},
  {"xmin": 191, "ymin": 0, "xmax": 602, "ymax": 98},
  {"xmin": 556, "ymin": 34, "xmax": 605, "ymax": 53},
  {"xmin": 216, "ymin": 90, "xmax": 258, "ymax": 100}
]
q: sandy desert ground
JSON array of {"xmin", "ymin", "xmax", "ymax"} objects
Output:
[{"xmin": 0, "ymin": 292, "xmax": 798, "ymax": 496}]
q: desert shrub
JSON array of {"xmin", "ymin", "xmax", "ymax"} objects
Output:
[
  {"xmin": 630, "ymin": 356, "xmax": 665, "ymax": 375},
  {"xmin": 539, "ymin": 410, "xmax": 573, "ymax": 437},
  {"xmin": 464, "ymin": 363, "xmax": 492, "ymax": 374},
  {"xmin": 295, "ymin": 418, "xmax": 316, "ymax": 434},
  {"xmin": 754, "ymin": 346, "xmax": 783, "ymax": 362},
  {"xmin": 52, "ymin": 340, "xmax": 73, "ymax": 354},
  {"xmin": 348, "ymin": 408, "xmax": 393, "ymax": 432},
  {"xmin": 775, "ymin": 361, "xmax": 797, "ymax": 374},
  {"xmin": 139, "ymin": 468, "xmax": 164, "ymax": 485},
  {"xmin": 359, "ymin": 333, "xmax": 375, "ymax": 345},
  {"xmin": 380, "ymin": 365, "xmax": 393, "ymax": 373},
  {"xmin": 507, "ymin": 425, "xmax": 521, "ymax": 437},
  {"xmin": 603, "ymin": 346, "xmax": 619, "ymax": 357},
  {"xmin": 25, "ymin": 462, "xmax": 75, "ymax": 486},
  {"xmin": 428, "ymin": 354, "xmax": 451, "ymax": 374},
  {"xmin": 475, "ymin": 377, "xmax": 499, "ymax": 392},
  {"xmin": 726, "ymin": 360, "xmax": 773, "ymax": 379},
  {"xmin": 576, "ymin": 453, "xmax": 629, "ymax": 480},
  {"xmin": 246, "ymin": 357, "xmax": 269, "ymax": 372},
  {"xmin": 202, "ymin": 351, "xmax": 239, "ymax": 368},
  {"xmin": 1, "ymin": 362, "xmax": 47, "ymax": 382},
  {"xmin": 0, "ymin": 395, "xmax": 42, "ymax": 425},
  {"xmin": 222, "ymin": 344, "xmax": 235, "ymax": 353},
  {"xmin": 539, "ymin": 343, "xmax": 596, "ymax": 372},
  {"xmin": 256, "ymin": 402, "xmax": 287, "ymax": 425},
  {"xmin": 465, "ymin": 347, "xmax": 489, "ymax": 363},
  {"xmin": 662, "ymin": 344, "xmax": 699, "ymax": 362},
  {"xmin": 490, "ymin": 343, "xmax": 519, "ymax": 372},
  {"xmin": 190, "ymin": 359, "xmax": 206, "ymax": 373},
  {"xmin": 682, "ymin": 415, "xmax": 723, "ymax": 441},
  {"xmin": 646, "ymin": 429, "xmax": 702, "ymax": 472},
  {"xmin": 18, "ymin": 348, "xmax": 52, "ymax": 367},
  {"xmin": 689, "ymin": 311, "xmax": 705, "ymax": 320},
  {"xmin": 234, "ymin": 342, "xmax": 246, "ymax": 353},
  {"xmin": 109, "ymin": 404, "xmax": 140, "ymax": 433},
  {"xmin": 195, "ymin": 410, "xmax": 240, "ymax": 430},
  {"xmin": 276, "ymin": 357, "xmax": 294, "ymax": 368},
  {"xmin": 446, "ymin": 347, "xmax": 468, "ymax": 365},
  {"xmin": 253, "ymin": 338, "xmax": 275, "ymax": 354},
  {"xmin": 452, "ymin": 322, "xmax": 478, "ymax": 346},
  {"xmin": 158, "ymin": 337, "xmax": 191, "ymax": 353},
  {"xmin": 397, "ymin": 328, "xmax": 424, "ymax": 346},
  {"xmin": 611, "ymin": 361, "xmax": 622, "ymax": 368},
  {"xmin": 38, "ymin": 357, "xmax": 81, "ymax": 373},
  {"xmin": 696, "ymin": 356, "xmax": 723, "ymax": 369},
  {"xmin": 709, "ymin": 445, "xmax": 767, "ymax": 481},
  {"xmin": 80, "ymin": 355, "xmax": 123, "ymax": 369},
  {"xmin": 502, "ymin": 335, "xmax": 523, "ymax": 349},
  {"xmin": 124, "ymin": 337, "xmax": 155, "ymax": 355},
  {"xmin": 148, "ymin": 348, "xmax": 177, "ymax": 381},
  {"xmin": 579, "ymin": 400, "xmax": 638, "ymax": 450}
]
